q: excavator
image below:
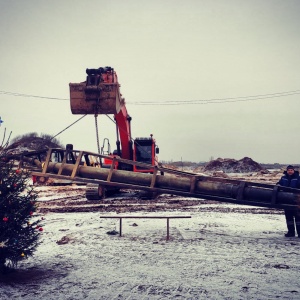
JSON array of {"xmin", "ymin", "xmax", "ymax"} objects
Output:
[
  {"xmin": 69, "ymin": 66, "xmax": 160, "ymax": 199},
  {"xmin": 14, "ymin": 66, "xmax": 300, "ymax": 212}
]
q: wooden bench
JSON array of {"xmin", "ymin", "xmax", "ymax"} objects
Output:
[{"xmin": 100, "ymin": 215, "xmax": 191, "ymax": 240}]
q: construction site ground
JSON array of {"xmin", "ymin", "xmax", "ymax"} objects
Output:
[
  {"xmin": 36, "ymin": 185, "xmax": 282, "ymax": 215},
  {"xmin": 35, "ymin": 170, "xmax": 282, "ymax": 214},
  {"xmin": 2, "ymin": 171, "xmax": 300, "ymax": 300}
]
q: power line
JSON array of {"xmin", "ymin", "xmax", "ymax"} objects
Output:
[
  {"xmin": 0, "ymin": 89, "xmax": 299, "ymax": 105},
  {"xmin": 0, "ymin": 91, "xmax": 68, "ymax": 101},
  {"xmin": 130, "ymin": 90, "xmax": 300, "ymax": 105}
]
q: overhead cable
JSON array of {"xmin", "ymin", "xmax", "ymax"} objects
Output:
[
  {"xmin": 0, "ymin": 90, "xmax": 68, "ymax": 101},
  {"xmin": 130, "ymin": 90, "xmax": 300, "ymax": 105},
  {"xmin": 0, "ymin": 89, "xmax": 299, "ymax": 105}
]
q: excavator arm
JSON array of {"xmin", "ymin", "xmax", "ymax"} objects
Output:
[{"xmin": 114, "ymin": 105, "xmax": 133, "ymax": 160}]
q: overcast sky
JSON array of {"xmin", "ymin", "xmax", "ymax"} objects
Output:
[{"xmin": 0, "ymin": 0, "xmax": 299, "ymax": 164}]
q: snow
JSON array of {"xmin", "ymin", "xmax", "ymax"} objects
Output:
[{"xmin": 1, "ymin": 190, "xmax": 300, "ymax": 300}]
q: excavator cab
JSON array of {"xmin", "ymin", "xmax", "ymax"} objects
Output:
[{"xmin": 133, "ymin": 135, "xmax": 159, "ymax": 172}]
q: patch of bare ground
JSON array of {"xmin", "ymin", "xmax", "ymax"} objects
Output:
[{"xmin": 36, "ymin": 182, "xmax": 282, "ymax": 215}]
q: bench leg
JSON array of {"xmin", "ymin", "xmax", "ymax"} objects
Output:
[
  {"xmin": 166, "ymin": 218, "xmax": 170, "ymax": 240},
  {"xmin": 119, "ymin": 218, "xmax": 122, "ymax": 236}
]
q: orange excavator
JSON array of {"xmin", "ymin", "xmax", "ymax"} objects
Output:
[
  {"xmin": 22, "ymin": 66, "xmax": 300, "ymax": 210},
  {"xmin": 69, "ymin": 66, "xmax": 160, "ymax": 199}
]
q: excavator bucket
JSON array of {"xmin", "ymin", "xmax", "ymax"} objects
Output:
[{"xmin": 70, "ymin": 67, "xmax": 124, "ymax": 115}]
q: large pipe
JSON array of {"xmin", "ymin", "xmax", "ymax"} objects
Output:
[{"xmin": 46, "ymin": 162, "xmax": 300, "ymax": 208}]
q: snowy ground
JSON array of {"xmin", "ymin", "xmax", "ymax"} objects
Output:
[{"xmin": 1, "ymin": 172, "xmax": 300, "ymax": 300}]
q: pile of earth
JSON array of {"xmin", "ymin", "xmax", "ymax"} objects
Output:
[
  {"xmin": 6, "ymin": 136, "xmax": 62, "ymax": 155},
  {"xmin": 203, "ymin": 157, "xmax": 265, "ymax": 173}
]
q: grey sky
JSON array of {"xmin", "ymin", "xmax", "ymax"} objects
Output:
[{"xmin": 0, "ymin": 0, "xmax": 299, "ymax": 163}]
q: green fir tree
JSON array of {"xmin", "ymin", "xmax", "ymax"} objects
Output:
[{"xmin": 0, "ymin": 149, "xmax": 42, "ymax": 274}]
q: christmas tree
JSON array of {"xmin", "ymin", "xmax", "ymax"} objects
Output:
[{"xmin": 0, "ymin": 147, "xmax": 43, "ymax": 274}]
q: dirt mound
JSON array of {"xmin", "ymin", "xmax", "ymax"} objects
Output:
[
  {"xmin": 6, "ymin": 136, "xmax": 62, "ymax": 154},
  {"xmin": 204, "ymin": 157, "xmax": 265, "ymax": 173}
]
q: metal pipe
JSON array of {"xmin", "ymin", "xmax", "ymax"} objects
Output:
[{"xmin": 45, "ymin": 162, "xmax": 300, "ymax": 208}]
